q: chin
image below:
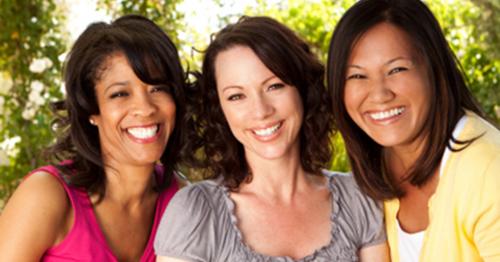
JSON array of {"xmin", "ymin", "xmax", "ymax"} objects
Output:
[
  {"xmin": 133, "ymin": 155, "xmax": 163, "ymax": 165},
  {"xmin": 255, "ymin": 149, "xmax": 289, "ymax": 160},
  {"xmin": 372, "ymin": 137, "xmax": 406, "ymax": 148}
]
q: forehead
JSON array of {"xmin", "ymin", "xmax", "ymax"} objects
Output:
[
  {"xmin": 349, "ymin": 22, "xmax": 418, "ymax": 62},
  {"xmin": 94, "ymin": 52, "xmax": 127, "ymax": 81},
  {"xmin": 96, "ymin": 53, "xmax": 130, "ymax": 80},
  {"xmin": 214, "ymin": 45, "xmax": 275, "ymax": 88}
]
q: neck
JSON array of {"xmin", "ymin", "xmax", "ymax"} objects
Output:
[
  {"xmin": 101, "ymin": 163, "xmax": 157, "ymax": 208},
  {"xmin": 241, "ymin": 145, "xmax": 324, "ymax": 202},
  {"xmin": 384, "ymin": 134, "xmax": 429, "ymax": 181}
]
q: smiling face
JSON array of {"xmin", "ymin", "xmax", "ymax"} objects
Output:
[
  {"xmin": 90, "ymin": 53, "xmax": 176, "ymax": 168},
  {"xmin": 215, "ymin": 45, "xmax": 304, "ymax": 161},
  {"xmin": 344, "ymin": 22, "xmax": 432, "ymax": 155}
]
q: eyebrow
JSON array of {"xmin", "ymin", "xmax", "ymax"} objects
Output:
[
  {"xmin": 385, "ymin": 56, "xmax": 413, "ymax": 66},
  {"xmin": 221, "ymin": 75, "xmax": 277, "ymax": 92},
  {"xmin": 347, "ymin": 56, "xmax": 413, "ymax": 69},
  {"xmin": 260, "ymin": 75, "xmax": 277, "ymax": 86},
  {"xmin": 105, "ymin": 81, "xmax": 129, "ymax": 93},
  {"xmin": 347, "ymin": 64, "xmax": 363, "ymax": 69},
  {"xmin": 221, "ymin": 85, "xmax": 243, "ymax": 93}
]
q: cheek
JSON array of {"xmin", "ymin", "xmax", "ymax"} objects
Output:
[
  {"xmin": 166, "ymin": 108, "xmax": 176, "ymax": 132},
  {"xmin": 397, "ymin": 75, "xmax": 431, "ymax": 106},
  {"xmin": 219, "ymin": 104, "xmax": 250, "ymax": 143},
  {"xmin": 164, "ymin": 102, "xmax": 177, "ymax": 120},
  {"xmin": 343, "ymin": 86, "xmax": 369, "ymax": 132},
  {"xmin": 343, "ymin": 86, "xmax": 361, "ymax": 118},
  {"xmin": 290, "ymin": 95, "xmax": 304, "ymax": 126},
  {"xmin": 157, "ymin": 94, "xmax": 176, "ymax": 118},
  {"xmin": 220, "ymin": 103, "xmax": 241, "ymax": 130},
  {"xmin": 97, "ymin": 104, "xmax": 121, "ymax": 127}
]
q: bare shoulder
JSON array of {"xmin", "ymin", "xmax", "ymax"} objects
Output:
[
  {"xmin": 157, "ymin": 256, "xmax": 189, "ymax": 262},
  {"xmin": 359, "ymin": 242, "xmax": 390, "ymax": 262},
  {"xmin": 5, "ymin": 170, "xmax": 70, "ymax": 212},
  {"xmin": 0, "ymin": 170, "xmax": 72, "ymax": 260}
]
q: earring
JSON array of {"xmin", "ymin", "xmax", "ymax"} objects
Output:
[{"xmin": 89, "ymin": 118, "xmax": 96, "ymax": 125}]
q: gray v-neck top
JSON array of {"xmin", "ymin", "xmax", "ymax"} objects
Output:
[{"xmin": 154, "ymin": 170, "xmax": 385, "ymax": 261}]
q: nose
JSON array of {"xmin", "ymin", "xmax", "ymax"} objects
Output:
[
  {"xmin": 368, "ymin": 78, "xmax": 395, "ymax": 104},
  {"xmin": 252, "ymin": 94, "xmax": 274, "ymax": 120},
  {"xmin": 132, "ymin": 92, "xmax": 157, "ymax": 117}
]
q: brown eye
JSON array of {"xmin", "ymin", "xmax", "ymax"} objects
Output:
[
  {"xmin": 110, "ymin": 91, "xmax": 128, "ymax": 99},
  {"xmin": 151, "ymin": 85, "xmax": 171, "ymax": 93},
  {"xmin": 268, "ymin": 83, "xmax": 285, "ymax": 91},
  {"xmin": 228, "ymin": 94, "xmax": 244, "ymax": 101},
  {"xmin": 388, "ymin": 67, "xmax": 408, "ymax": 75},
  {"xmin": 346, "ymin": 74, "xmax": 366, "ymax": 80}
]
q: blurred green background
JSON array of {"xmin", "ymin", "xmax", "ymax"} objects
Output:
[{"xmin": 1, "ymin": 0, "xmax": 499, "ymax": 210}]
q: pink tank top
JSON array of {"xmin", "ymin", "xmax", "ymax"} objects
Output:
[{"xmin": 31, "ymin": 165, "xmax": 178, "ymax": 262}]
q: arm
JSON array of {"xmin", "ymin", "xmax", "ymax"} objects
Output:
[
  {"xmin": 343, "ymin": 174, "xmax": 388, "ymax": 261},
  {"xmin": 474, "ymin": 155, "xmax": 500, "ymax": 261},
  {"xmin": 157, "ymin": 256, "xmax": 189, "ymax": 262},
  {"xmin": 359, "ymin": 242, "xmax": 391, "ymax": 262},
  {"xmin": 0, "ymin": 171, "xmax": 71, "ymax": 261},
  {"xmin": 154, "ymin": 184, "xmax": 216, "ymax": 262}
]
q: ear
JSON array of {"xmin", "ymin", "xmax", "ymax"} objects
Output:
[{"xmin": 89, "ymin": 115, "xmax": 98, "ymax": 126}]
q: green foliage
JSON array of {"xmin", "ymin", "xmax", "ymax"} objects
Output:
[
  {"xmin": 96, "ymin": 0, "xmax": 192, "ymax": 68},
  {"xmin": 0, "ymin": 0, "xmax": 67, "ymax": 208},
  {"xmin": 98, "ymin": 0, "xmax": 184, "ymax": 43},
  {"xmin": 0, "ymin": 0, "xmax": 499, "ymax": 209},
  {"xmin": 245, "ymin": 0, "xmax": 500, "ymax": 171},
  {"xmin": 470, "ymin": 0, "xmax": 500, "ymax": 60},
  {"xmin": 245, "ymin": 0, "xmax": 356, "ymax": 62},
  {"xmin": 428, "ymin": 0, "xmax": 500, "ymax": 124}
]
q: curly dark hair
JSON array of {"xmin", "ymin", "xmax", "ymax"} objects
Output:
[
  {"xmin": 327, "ymin": 0, "xmax": 484, "ymax": 200},
  {"xmin": 47, "ymin": 14, "xmax": 187, "ymax": 199},
  {"xmin": 187, "ymin": 16, "xmax": 334, "ymax": 189}
]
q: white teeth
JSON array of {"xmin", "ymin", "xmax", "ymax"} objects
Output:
[
  {"xmin": 127, "ymin": 125, "xmax": 158, "ymax": 139},
  {"xmin": 370, "ymin": 107, "xmax": 405, "ymax": 120},
  {"xmin": 254, "ymin": 123, "xmax": 281, "ymax": 137}
]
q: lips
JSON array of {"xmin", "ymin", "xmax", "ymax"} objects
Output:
[
  {"xmin": 126, "ymin": 124, "xmax": 160, "ymax": 140},
  {"xmin": 368, "ymin": 106, "xmax": 405, "ymax": 121},
  {"xmin": 252, "ymin": 122, "xmax": 282, "ymax": 137}
]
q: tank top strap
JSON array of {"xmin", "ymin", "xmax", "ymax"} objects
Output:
[
  {"xmin": 139, "ymin": 166, "xmax": 179, "ymax": 262},
  {"xmin": 28, "ymin": 165, "xmax": 90, "ymax": 217},
  {"xmin": 32, "ymin": 165, "xmax": 117, "ymax": 261},
  {"xmin": 153, "ymin": 165, "xmax": 179, "ymax": 213}
]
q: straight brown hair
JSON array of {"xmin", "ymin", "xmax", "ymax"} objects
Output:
[{"xmin": 327, "ymin": 0, "xmax": 484, "ymax": 199}]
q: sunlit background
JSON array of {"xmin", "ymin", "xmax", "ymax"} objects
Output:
[{"xmin": 1, "ymin": 0, "xmax": 499, "ymax": 209}]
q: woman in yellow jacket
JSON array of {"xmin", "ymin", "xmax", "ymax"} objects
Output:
[{"xmin": 327, "ymin": 0, "xmax": 500, "ymax": 261}]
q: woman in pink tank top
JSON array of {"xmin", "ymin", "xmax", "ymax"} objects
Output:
[{"xmin": 0, "ymin": 15, "xmax": 188, "ymax": 261}]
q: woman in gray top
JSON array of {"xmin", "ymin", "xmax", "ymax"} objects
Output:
[{"xmin": 155, "ymin": 16, "xmax": 389, "ymax": 262}]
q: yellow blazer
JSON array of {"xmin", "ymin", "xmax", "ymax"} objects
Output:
[{"xmin": 385, "ymin": 111, "xmax": 500, "ymax": 261}]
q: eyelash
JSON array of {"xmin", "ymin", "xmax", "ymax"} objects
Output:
[
  {"xmin": 346, "ymin": 74, "xmax": 365, "ymax": 80},
  {"xmin": 346, "ymin": 66, "xmax": 409, "ymax": 80},
  {"xmin": 268, "ymin": 83, "xmax": 285, "ymax": 90},
  {"xmin": 388, "ymin": 67, "xmax": 408, "ymax": 75},
  {"xmin": 226, "ymin": 83, "xmax": 285, "ymax": 101},
  {"xmin": 110, "ymin": 91, "xmax": 128, "ymax": 99},
  {"xmin": 227, "ymin": 94, "xmax": 243, "ymax": 101},
  {"xmin": 109, "ymin": 85, "xmax": 171, "ymax": 99},
  {"xmin": 151, "ymin": 85, "xmax": 170, "ymax": 93}
]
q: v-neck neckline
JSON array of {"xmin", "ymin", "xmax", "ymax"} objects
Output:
[{"xmin": 84, "ymin": 181, "xmax": 164, "ymax": 261}]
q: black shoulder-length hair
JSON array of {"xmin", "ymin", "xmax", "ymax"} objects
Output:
[
  {"xmin": 327, "ymin": 0, "xmax": 484, "ymax": 200},
  {"xmin": 48, "ymin": 14, "xmax": 187, "ymax": 198},
  {"xmin": 189, "ymin": 16, "xmax": 333, "ymax": 189}
]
